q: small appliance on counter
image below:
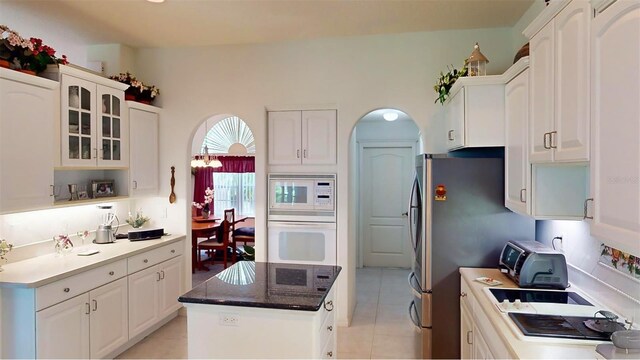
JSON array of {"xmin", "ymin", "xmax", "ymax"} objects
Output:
[
  {"xmin": 499, "ymin": 240, "xmax": 569, "ymax": 289},
  {"xmin": 128, "ymin": 228, "xmax": 164, "ymax": 241},
  {"xmin": 94, "ymin": 205, "xmax": 119, "ymax": 244}
]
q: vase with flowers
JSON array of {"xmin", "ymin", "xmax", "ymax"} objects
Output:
[
  {"xmin": 0, "ymin": 24, "xmax": 68, "ymax": 74},
  {"xmin": 0, "ymin": 239, "xmax": 13, "ymax": 272},
  {"xmin": 192, "ymin": 187, "xmax": 214, "ymax": 219},
  {"xmin": 126, "ymin": 209, "xmax": 150, "ymax": 229},
  {"xmin": 109, "ymin": 72, "xmax": 160, "ymax": 105}
]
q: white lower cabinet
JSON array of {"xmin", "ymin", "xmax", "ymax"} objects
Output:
[
  {"xmin": 460, "ymin": 300, "xmax": 474, "ymax": 360},
  {"xmin": 472, "ymin": 326, "xmax": 494, "ymax": 360},
  {"xmin": 36, "ymin": 277, "xmax": 127, "ymax": 359},
  {"xmin": 129, "ymin": 255, "xmax": 183, "ymax": 338}
]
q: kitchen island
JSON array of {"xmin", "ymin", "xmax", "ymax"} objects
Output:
[{"xmin": 179, "ymin": 261, "xmax": 341, "ymax": 359}]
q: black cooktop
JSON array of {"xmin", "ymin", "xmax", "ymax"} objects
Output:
[
  {"xmin": 509, "ymin": 313, "xmax": 624, "ymax": 341},
  {"xmin": 490, "ymin": 288, "xmax": 592, "ymax": 305}
]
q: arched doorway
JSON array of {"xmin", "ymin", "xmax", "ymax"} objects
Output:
[{"xmin": 189, "ymin": 114, "xmax": 256, "ymax": 286}]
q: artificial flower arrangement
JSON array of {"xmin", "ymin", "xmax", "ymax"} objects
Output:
[
  {"xmin": 109, "ymin": 72, "xmax": 160, "ymax": 104},
  {"xmin": 0, "ymin": 24, "xmax": 68, "ymax": 73},
  {"xmin": 433, "ymin": 61, "xmax": 468, "ymax": 105},
  {"xmin": 0, "ymin": 239, "xmax": 13, "ymax": 262},
  {"xmin": 192, "ymin": 187, "xmax": 214, "ymax": 215},
  {"xmin": 126, "ymin": 209, "xmax": 150, "ymax": 228}
]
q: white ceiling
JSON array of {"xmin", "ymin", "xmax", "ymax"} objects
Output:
[{"xmin": 6, "ymin": 0, "xmax": 534, "ymax": 48}]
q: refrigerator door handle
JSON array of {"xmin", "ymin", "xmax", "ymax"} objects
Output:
[
  {"xmin": 408, "ymin": 176, "xmax": 419, "ymax": 251},
  {"xmin": 408, "ymin": 272, "xmax": 422, "ymax": 297},
  {"xmin": 408, "ymin": 300, "xmax": 422, "ymax": 332}
]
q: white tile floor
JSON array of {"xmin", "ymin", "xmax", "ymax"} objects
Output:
[{"xmin": 117, "ymin": 267, "xmax": 419, "ymax": 359}]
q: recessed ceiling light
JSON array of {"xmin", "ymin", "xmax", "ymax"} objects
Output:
[
  {"xmin": 383, "ymin": 112, "xmax": 399, "ymax": 121},
  {"xmin": 147, "ymin": 0, "xmax": 165, "ymax": 3}
]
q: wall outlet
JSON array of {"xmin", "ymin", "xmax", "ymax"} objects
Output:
[{"xmin": 219, "ymin": 313, "xmax": 240, "ymax": 326}]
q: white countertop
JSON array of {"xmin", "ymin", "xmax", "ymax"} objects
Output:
[
  {"xmin": 460, "ymin": 267, "xmax": 605, "ymax": 359},
  {"xmin": 0, "ymin": 234, "xmax": 185, "ymax": 288}
]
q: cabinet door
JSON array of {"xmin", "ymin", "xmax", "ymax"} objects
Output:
[
  {"xmin": 89, "ymin": 278, "xmax": 128, "ymax": 359},
  {"xmin": 460, "ymin": 302, "xmax": 474, "ymax": 360},
  {"xmin": 590, "ymin": 0, "xmax": 640, "ymax": 253},
  {"xmin": 97, "ymin": 85, "xmax": 128, "ymax": 167},
  {"xmin": 158, "ymin": 256, "xmax": 184, "ymax": 319},
  {"xmin": 128, "ymin": 265, "xmax": 160, "ymax": 338},
  {"xmin": 505, "ymin": 69, "xmax": 530, "ymax": 215},
  {"xmin": 302, "ymin": 110, "xmax": 337, "ymax": 164},
  {"xmin": 61, "ymin": 75, "xmax": 97, "ymax": 167},
  {"xmin": 130, "ymin": 108, "xmax": 159, "ymax": 196},
  {"xmin": 36, "ymin": 293, "xmax": 90, "ymax": 359},
  {"xmin": 554, "ymin": 0, "xmax": 591, "ymax": 161},
  {"xmin": 447, "ymin": 87, "xmax": 465, "ymax": 150},
  {"xmin": 268, "ymin": 111, "xmax": 302, "ymax": 164},
  {"xmin": 472, "ymin": 325, "xmax": 494, "ymax": 360},
  {"xmin": 529, "ymin": 22, "xmax": 555, "ymax": 163},
  {"xmin": 0, "ymin": 77, "xmax": 55, "ymax": 212}
]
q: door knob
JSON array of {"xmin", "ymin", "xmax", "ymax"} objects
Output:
[{"xmin": 402, "ymin": 212, "xmax": 408, "ymax": 216}]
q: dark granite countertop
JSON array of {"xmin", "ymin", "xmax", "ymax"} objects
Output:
[{"xmin": 179, "ymin": 261, "xmax": 341, "ymax": 311}]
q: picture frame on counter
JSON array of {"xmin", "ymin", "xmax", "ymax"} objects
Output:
[
  {"xmin": 91, "ymin": 180, "xmax": 115, "ymax": 198},
  {"xmin": 78, "ymin": 190, "xmax": 89, "ymax": 200}
]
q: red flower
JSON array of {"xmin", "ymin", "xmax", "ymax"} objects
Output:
[{"xmin": 43, "ymin": 45, "xmax": 55, "ymax": 56}]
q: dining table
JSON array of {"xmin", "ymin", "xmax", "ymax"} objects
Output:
[{"xmin": 191, "ymin": 215, "xmax": 249, "ymax": 273}]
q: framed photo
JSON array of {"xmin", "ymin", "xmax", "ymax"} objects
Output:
[
  {"xmin": 78, "ymin": 191, "xmax": 89, "ymax": 200},
  {"xmin": 91, "ymin": 180, "xmax": 116, "ymax": 198}
]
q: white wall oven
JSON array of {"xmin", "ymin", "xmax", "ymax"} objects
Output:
[{"xmin": 268, "ymin": 174, "xmax": 337, "ymax": 265}]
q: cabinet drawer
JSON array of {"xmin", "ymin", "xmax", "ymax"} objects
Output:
[
  {"xmin": 36, "ymin": 259, "xmax": 127, "ymax": 311},
  {"xmin": 128, "ymin": 242, "xmax": 183, "ymax": 274},
  {"xmin": 319, "ymin": 309, "xmax": 335, "ymax": 350},
  {"xmin": 320, "ymin": 331, "xmax": 336, "ymax": 359},
  {"xmin": 460, "ymin": 277, "xmax": 472, "ymax": 310}
]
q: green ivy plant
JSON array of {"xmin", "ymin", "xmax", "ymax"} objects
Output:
[
  {"xmin": 434, "ymin": 62, "xmax": 468, "ymax": 105},
  {"xmin": 242, "ymin": 245, "xmax": 255, "ymax": 261}
]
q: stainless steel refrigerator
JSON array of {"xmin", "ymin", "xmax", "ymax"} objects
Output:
[{"xmin": 407, "ymin": 154, "xmax": 534, "ymax": 359}]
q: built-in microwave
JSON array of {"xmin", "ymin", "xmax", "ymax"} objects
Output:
[{"xmin": 268, "ymin": 174, "xmax": 336, "ymax": 222}]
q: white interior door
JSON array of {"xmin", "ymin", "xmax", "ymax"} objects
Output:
[{"xmin": 361, "ymin": 144, "xmax": 414, "ymax": 267}]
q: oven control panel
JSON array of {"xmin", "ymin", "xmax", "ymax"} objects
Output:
[{"xmin": 314, "ymin": 180, "xmax": 335, "ymax": 209}]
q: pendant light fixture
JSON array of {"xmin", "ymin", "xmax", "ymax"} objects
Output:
[{"xmin": 191, "ymin": 119, "xmax": 223, "ymax": 168}]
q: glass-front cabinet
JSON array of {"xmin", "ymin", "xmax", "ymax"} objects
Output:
[{"xmin": 59, "ymin": 73, "xmax": 128, "ymax": 168}]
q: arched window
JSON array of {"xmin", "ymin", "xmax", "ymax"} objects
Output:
[{"xmin": 202, "ymin": 116, "xmax": 255, "ymax": 216}]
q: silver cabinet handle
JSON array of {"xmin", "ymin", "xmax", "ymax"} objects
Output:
[
  {"xmin": 460, "ymin": 292, "xmax": 467, "ymax": 298},
  {"xmin": 92, "ymin": 299, "xmax": 97, "ymax": 312},
  {"xmin": 467, "ymin": 330, "xmax": 473, "ymax": 345},
  {"xmin": 543, "ymin": 132, "xmax": 552, "ymax": 149},
  {"xmin": 109, "ymin": 271, "xmax": 115, "ymax": 276},
  {"xmin": 323, "ymin": 300, "xmax": 334, "ymax": 312},
  {"xmin": 326, "ymin": 351, "xmax": 333, "ymax": 358},
  {"xmin": 327, "ymin": 325, "xmax": 333, "ymax": 332},
  {"xmin": 303, "ymin": 149, "xmax": 307, "ymax": 158},
  {"xmin": 448, "ymin": 130, "xmax": 454, "ymax": 141},
  {"xmin": 584, "ymin": 198, "xmax": 594, "ymax": 220},
  {"xmin": 408, "ymin": 176, "xmax": 419, "ymax": 252},
  {"xmin": 133, "ymin": 180, "xmax": 138, "ymax": 190},
  {"xmin": 160, "ymin": 270, "xmax": 165, "ymax": 280},
  {"xmin": 85, "ymin": 303, "xmax": 90, "ymax": 315},
  {"xmin": 143, "ymin": 259, "xmax": 149, "ymax": 263},
  {"xmin": 50, "ymin": 185, "xmax": 55, "ymax": 197},
  {"xmin": 171, "ymin": 249, "xmax": 176, "ymax": 254},
  {"xmin": 93, "ymin": 148, "xmax": 98, "ymax": 159},
  {"xmin": 520, "ymin": 188, "xmax": 526, "ymax": 203},
  {"xmin": 297, "ymin": 149, "xmax": 300, "ymax": 158},
  {"xmin": 157, "ymin": 272, "xmax": 161, "ymax": 281},
  {"xmin": 63, "ymin": 287, "xmax": 70, "ymax": 293},
  {"xmin": 549, "ymin": 131, "xmax": 557, "ymax": 149}
]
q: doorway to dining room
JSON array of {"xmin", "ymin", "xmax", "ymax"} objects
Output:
[{"xmin": 189, "ymin": 114, "xmax": 256, "ymax": 287}]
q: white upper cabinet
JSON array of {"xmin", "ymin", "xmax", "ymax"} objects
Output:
[
  {"xmin": 129, "ymin": 102, "xmax": 160, "ymax": 196},
  {"xmin": 527, "ymin": 0, "xmax": 591, "ymax": 163},
  {"xmin": 268, "ymin": 110, "xmax": 336, "ymax": 165},
  {"xmin": 444, "ymin": 77, "xmax": 505, "ymax": 151},
  {"xmin": 43, "ymin": 65, "xmax": 129, "ymax": 168},
  {"xmin": 0, "ymin": 70, "xmax": 58, "ymax": 213},
  {"xmin": 504, "ymin": 65, "xmax": 530, "ymax": 216},
  {"xmin": 588, "ymin": 0, "xmax": 640, "ymax": 255}
]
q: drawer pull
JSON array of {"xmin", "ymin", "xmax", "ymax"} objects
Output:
[
  {"xmin": 63, "ymin": 287, "xmax": 70, "ymax": 293},
  {"xmin": 460, "ymin": 292, "xmax": 467, "ymax": 298},
  {"xmin": 160, "ymin": 270, "xmax": 165, "ymax": 280},
  {"xmin": 327, "ymin": 325, "xmax": 333, "ymax": 332},
  {"xmin": 157, "ymin": 272, "xmax": 161, "ymax": 282},
  {"xmin": 109, "ymin": 271, "xmax": 115, "ymax": 276},
  {"xmin": 327, "ymin": 351, "xmax": 333, "ymax": 358},
  {"xmin": 144, "ymin": 259, "xmax": 149, "ymax": 263},
  {"xmin": 92, "ymin": 299, "xmax": 98, "ymax": 311},
  {"xmin": 323, "ymin": 300, "xmax": 334, "ymax": 312},
  {"xmin": 85, "ymin": 303, "xmax": 90, "ymax": 315},
  {"xmin": 171, "ymin": 249, "xmax": 176, "ymax": 254},
  {"xmin": 467, "ymin": 330, "xmax": 473, "ymax": 344}
]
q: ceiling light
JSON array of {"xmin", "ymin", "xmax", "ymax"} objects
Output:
[
  {"xmin": 192, "ymin": 119, "xmax": 223, "ymax": 168},
  {"xmin": 383, "ymin": 112, "xmax": 399, "ymax": 121},
  {"xmin": 146, "ymin": 0, "xmax": 165, "ymax": 3}
]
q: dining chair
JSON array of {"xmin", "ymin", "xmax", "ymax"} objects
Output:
[{"xmin": 197, "ymin": 219, "xmax": 230, "ymax": 269}]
